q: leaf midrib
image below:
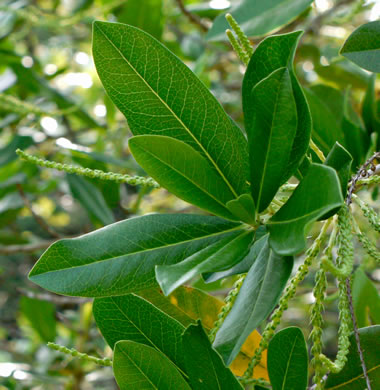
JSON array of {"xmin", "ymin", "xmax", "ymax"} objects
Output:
[
  {"xmin": 32, "ymin": 225, "xmax": 243, "ymax": 274},
  {"xmin": 281, "ymin": 335, "xmax": 299, "ymax": 390},
  {"xmin": 95, "ymin": 22, "xmax": 239, "ymax": 198}
]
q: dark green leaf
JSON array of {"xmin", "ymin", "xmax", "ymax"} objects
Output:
[
  {"xmin": 226, "ymin": 194, "xmax": 256, "ymax": 225},
  {"xmin": 243, "ymin": 32, "xmax": 311, "ymax": 184},
  {"xmin": 340, "ymin": 21, "xmax": 380, "ymax": 73},
  {"xmin": 156, "ymin": 229, "xmax": 254, "ymax": 295},
  {"xmin": 213, "ymin": 236, "xmax": 293, "ymax": 365},
  {"xmin": 0, "ymin": 135, "xmax": 33, "ymax": 167},
  {"xmin": 325, "ymin": 326, "xmax": 380, "ymax": 389},
  {"xmin": 129, "ymin": 135, "xmax": 237, "ymax": 220},
  {"xmin": 67, "ymin": 174, "xmax": 115, "ymax": 226},
  {"xmin": 206, "ymin": 0, "xmax": 313, "ymax": 41},
  {"xmin": 362, "ymin": 75, "xmax": 380, "ymax": 139},
  {"xmin": 113, "ymin": 340, "xmax": 191, "ymax": 390},
  {"xmin": 268, "ymin": 164, "xmax": 343, "ymax": 255},
  {"xmin": 93, "ymin": 21, "xmax": 249, "ymax": 196},
  {"xmin": 20, "ymin": 296, "xmax": 56, "ymax": 343},
  {"xmin": 182, "ymin": 322, "xmax": 243, "ymax": 390},
  {"xmin": 248, "ymin": 67, "xmax": 298, "ymax": 212},
  {"xmin": 93, "ymin": 294, "xmax": 187, "ymax": 374},
  {"xmin": 352, "ymin": 268, "xmax": 380, "ymax": 327},
  {"xmin": 29, "ymin": 214, "xmax": 242, "ymax": 297},
  {"xmin": 267, "ymin": 327, "xmax": 308, "ymax": 390}
]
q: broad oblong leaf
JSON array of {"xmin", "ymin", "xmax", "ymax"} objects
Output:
[
  {"xmin": 213, "ymin": 236, "xmax": 293, "ymax": 365},
  {"xmin": 206, "ymin": 0, "xmax": 313, "ymax": 41},
  {"xmin": 93, "ymin": 294, "xmax": 187, "ymax": 374},
  {"xmin": 340, "ymin": 21, "xmax": 380, "ymax": 73},
  {"xmin": 156, "ymin": 229, "xmax": 254, "ymax": 295},
  {"xmin": 268, "ymin": 164, "xmax": 343, "ymax": 255},
  {"xmin": 182, "ymin": 322, "xmax": 243, "ymax": 390},
  {"xmin": 29, "ymin": 214, "xmax": 242, "ymax": 297},
  {"xmin": 113, "ymin": 340, "xmax": 191, "ymax": 390},
  {"xmin": 243, "ymin": 32, "xmax": 311, "ymax": 184},
  {"xmin": 325, "ymin": 326, "xmax": 380, "ymax": 389},
  {"xmin": 129, "ymin": 135, "xmax": 237, "ymax": 220},
  {"xmin": 93, "ymin": 21, "xmax": 249, "ymax": 196},
  {"xmin": 267, "ymin": 327, "xmax": 308, "ymax": 390},
  {"xmin": 248, "ymin": 67, "xmax": 298, "ymax": 212}
]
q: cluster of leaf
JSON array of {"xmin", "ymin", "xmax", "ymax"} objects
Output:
[{"xmin": 0, "ymin": 0, "xmax": 380, "ymax": 389}]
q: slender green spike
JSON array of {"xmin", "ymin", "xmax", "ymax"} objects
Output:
[
  {"xmin": 226, "ymin": 13, "xmax": 253, "ymax": 58},
  {"xmin": 16, "ymin": 149, "xmax": 159, "ymax": 188},
  {"xmin": 353, "ymin": 195, "xmax": 380, "ymax": 233},
  {"xmin": 226, "ymin": 29, "xmax": 249, "ymax": 65}
]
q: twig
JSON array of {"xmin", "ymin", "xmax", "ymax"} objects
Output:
[
  {"xmin": 17, "ymin": 184, "xmax": 61, "ymax": 239},
  {"xmin": 175, "ymin": 0, "xmax": 209, "ymax": 32},
  {"xmin": 0, "ymin": 240, "xmax": 55, "ymax": 255}
]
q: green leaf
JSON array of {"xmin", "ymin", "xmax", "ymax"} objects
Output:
[
  {"xmin": 113, "ymin": 340, "xmax": 191, "ymax": 390},
  {"xmin": 325, "ymin": 326, "xmax": 380, "ymax": 389},
  {"xmin": 206, "ymin": 0, "xmax": 313, "ymax": 41},
  {"xmin": 0, "ymin": 135, "xmax": 33, "ymax": 167},
  {"xmin": 93, "ymin": 21, "xmax": 249, "ymax": 196},
  {"xmin": 213, "ymin": 236, "xmax": 293, "ymax": 365},
  {"xmin": 268, "ymin": 164, "xmax": 343, "ymax": 255},
  {"xmin": 248, "ymin": 67, "xmax": 298, "ymax": 212},
  {"xmin": 267, "ymin": 327, "xmax": 308, "ymax": 390},
  {"xmin": 243, "ymin": 32, "xmax": 311, "ymax": 184},
  {"xmin": 324, "ymin": 142, "xmax": 352, "ymax": 199},
  {"xmin": 20, "ymin": 296, "xmax": 56, "ymax": 343},
  {"xmin": 340, "ymin": 21, "xmax": 380, "ymax": 73},
  {"xmin": 182, "ymin": 322, "xmax": 243, "ymax": 390},
  {"xmin": 93, "ymin": 293, "xmax": 187, "ymax": 374},
  {"xmin": 67, "ymin": 174, "xmax": 115, "ymax": 226},
  {"xmin": 29, "ymin": 214, "xmax": 242, "ymax": 297},
  {"xmin": 226, "ymin": 194, "xmax": 256, "ymax": 225},
  {"xmin": 156, "ymin": 229, "xmax": 254, "ymax": 295},
  {"xmin": 129, "ymin": 135, "xmax": 237, "ymax": 220},
  {"xmin": 352, "ymin": 268, "xmax": 380, "ymax": 327},
  {"xmin": 116, "ymin": 0, "xmax": 163, "ymax": 40},
  {"xmin": 362, "ymin": 75, "xmax": 380, "ymax": 140}
]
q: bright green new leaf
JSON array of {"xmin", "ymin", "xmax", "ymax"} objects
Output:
[
  {"xmin": 93, "ymin": 294, "xmax": 187, "ymax": 374},
  {"xmin": 113, "ymin": 340, "xmax": 191, "ymax": 390},
  {"xmin": 129, "ymin": 135, "xmax": 237, "ymax": 220},
  {"xmin": 352, "ymin": 268, "xmax": 380, "ymax": 327},
  {"xmin": 248, "ymin": 67, "xmax": 298, "ymax": 212},
  {"xmin": 29, "ymin": 214, "xmax": 242, "ymax": 297},
  {"xmin": 182, "ymin": 322, "xmax": 243, "ymax": 390},
  {"xmin": 67, "ymin": 174, "xmax": 115, "ymax": 226},
  {"xmin": 213, "ymin": 236, "xmax": 293, "ymax": 365},
  {"xmin": 325, "ymin": 326, "xmax": 380, "ymax": 389},
  {"xmin": 340, "ymin": 21, "xmax": 380, "ymax": 73},
  {"xmin": 226, "ymin": 193, "xmax": 256, "ymax": 225},
  {"xmin": 268, "ymin": 164, "xmax": 343, "ymax": 255},
  {"xmin": 267, "ymin": 327, "xmax": 308, "ymax": 390},
  {"xmin": 93, "ymin": 21, "xmax": 249, "ymax": 196},
  {"xmin": 156, "ymin": 229, "xmax": 254, "ymax": 295},
  {"xmin": 243, "ymin": 32, "xmax": 311, "ymax": 184},
  {"xmin": 206, "ymin": 0, "xmax": 313, "ymax": 41}
]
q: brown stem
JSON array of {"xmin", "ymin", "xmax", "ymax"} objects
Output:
[{"xmin": 175, "ymin": 0, "xmax": 209, "ymax": 32}]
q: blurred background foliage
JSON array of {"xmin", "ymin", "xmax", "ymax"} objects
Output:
[{"xmin": 0, "ymin": 0, "xmax": 379, "ymax": 389}]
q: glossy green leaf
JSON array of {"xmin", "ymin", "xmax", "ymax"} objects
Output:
[
  {"xmin": 67, "ymin": 174, "xmax": 115, "ymax": 226},
  {"xmin": 226, "ymin": 194, "xmax": 256, "ymax": 225},
  {"xmin": 267, "ymin": 327, "xmax": 308, "ymax": 390},
  {"xmin": 243, "ymin": 32, "xmax": 311, "ymax": 184},
  {"xmin": 340, "ymin": 21, "xmax": 380, "ymax": 73},
  {"xmin": 93, "ymin": 21, "xmax": 249, "ymax": 196},
  {"xmin": 325, "ymin": 326, "xmax": 380, "ymax": 389},
  {"xmin": 182, "ymin": 322, "xmax": 243, "ymax": 390},
  {"xmin": 29, "ymin": 214, "xmax": 242, "ymax": 297},
  {"xmin": 129, "ymin": 135, "xmax": 237, "ymax": 220},
  {"xmin": 93, "ymin": 293, "xmax": 187, "ymax": 374},
  {"xmin": 352, "ymin": 268, "xmax": 380, "ymax": 327},
  {"xmin": 268, "ymin": 164, "xmax": 343, "ymax": 255},
  {"xmin": 213, "ymin": 236, "xmax": 293, "ymax": 365},
  {"xmin": 113, "ymin": 340, "xmax": 191, "ymax": 390},
  {"xmin": 20, "ymin": 296, "xmax": 56, "ymax": 343},
  {"xmin": 206, "ymin": 0, "xmax": 313, "ymax": 41},
  {"xmin": 116, "ymin": 0, "xmax": 163, "ymax": 40},
  {"xmin": 156, "ymin": 229, "xmax": 254, "ymax": 295},
  {"xmin": 248, "ymin": 67, "xmax": 298, "ymax": 212}
]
